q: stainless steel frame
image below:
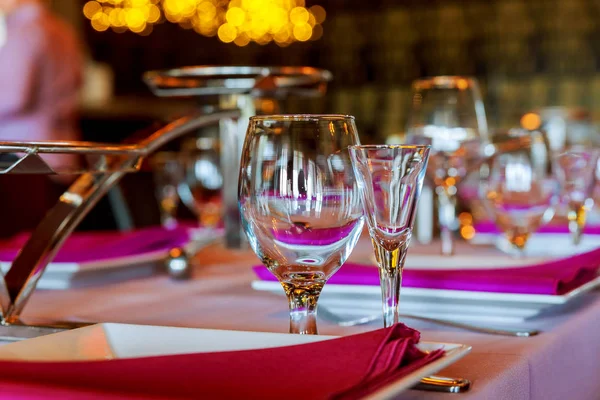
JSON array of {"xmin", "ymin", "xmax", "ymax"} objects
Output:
[
  {"xmin": 144, "ymin": 65, "xmax": 332, "ymax": 248},
  {"xmin": 0, "ymin": 110, "xmax": 240, "ymax": 326},
  {"xmin": 0, "ymin": 65, "xmax": 332, "ymax": 330}
]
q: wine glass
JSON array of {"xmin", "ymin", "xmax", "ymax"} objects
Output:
[
  {"xmin": 183, "ymin": 137, "xmax": 224, "ymax": 231},
  {"xmin": 555, "ymin": 147, "xmax": 599, "ymax": 245},
  {"xmin": 239, "ymin": 115, "xmax": 364, "ymax": 335},
  {"xmin": 480, "ymin": 129, "xmax": 559, "ymax": 257},
  {"xmin": 349, "ymin": 145, "xmax": 430, "ymax": 327},
  {"xmin": 150, "ymin": 152, "xmax": 184, "ymax": 229},
  {"xmin": 406, "ymin": 76, "xmax": 489, "ymax": 255}
]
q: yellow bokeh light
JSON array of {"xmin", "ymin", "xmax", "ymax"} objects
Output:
[
  {"xmin": 292, "ymin": 22, "xmax": 311, "ymax": 41},
  {"xmin": 226, "ymin": 7, "xmax": 245, "ymax": 26},
  {"xmin": 218, "ymin": 22, "xmax": 237, "ymax": 43},
  {"xmin": 521, "ymin": 112, "xmax": 542, "ymax": 131},
  {"xmin": 83, "ymin": 1, "xmax": 102, "ymax": 19},
  {"xmin": 309, "ymin": 5, "xmax": 325, "ymax": 24},
  {"xmin": 289, "ymin": 6, "xmax": 308, "ymax": 25},
  {"xmin": 83, "ymin": 0, "xmax": 325, "ymax": 45},
  {"xmin": 234, "ymin": 32, "xmax": 250, "ymax": 46}
]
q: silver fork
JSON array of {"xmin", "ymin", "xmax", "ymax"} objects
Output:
[{"xmin": 317, "ymin": 307, "xmax": 540, "ymax": 337}]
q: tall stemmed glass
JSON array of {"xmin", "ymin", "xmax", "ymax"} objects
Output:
[
  {"xmin": 481, "ymin": 129, "xmax": 558, "ymax": 257},
  {"xmin": 150, "ymin": 152, "xmax": 184, "ymax": 229},
  {"xmin": 555, "ymin": 147, "xmax": 599, "ymax": 245},
  {"xmin": 406, "ymin": 76, "xmax": 488, "ymax": 255},
  {"xmin": 350, "ymin": 145, "xmax": 430, "ymax": 327},
  {"xmin": 239, "ymin": 115, "xmax": 364, "ymax": 335}
]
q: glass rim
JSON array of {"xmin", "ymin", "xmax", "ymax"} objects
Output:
[
  {"xmin": 412, "ymin": 75, "xmax": 479, "ymax": 90},
  {"xmin": 249, "ymin": 114, "xmax": 355, "ymax": 122},
  {"xmin": 349, "ymin": 144, "xmax": 431, "ymax": 150}
]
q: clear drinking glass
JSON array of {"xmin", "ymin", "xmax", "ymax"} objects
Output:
[
  {"xmin": 406, "ymin": 76, "xmax": 488, "ymax": 256},
  {"xmin": 555, "ymin": 147, "xmax": 599, "ymax": 245},
  {"xmin": 150, "ymin": 152, "xmax": 184, "ymax": 229},
  {"xmin": 349, "ymin": 145, "xmax": 430, "ymax": 327},
  {"xmin": 480, "ymin": 129, "xmax": 558, "ymax": 256},
  {"xmin": 239, "ymin": 115, "xmax": 364, "ymax": 335}
]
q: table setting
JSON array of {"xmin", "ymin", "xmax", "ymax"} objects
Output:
[{"xmin": 0, "ymin": 72, "xmax": 600, "ymax": 400}]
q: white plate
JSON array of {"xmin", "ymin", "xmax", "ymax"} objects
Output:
[
  {"xmin": 0, "ymin": 230, "xmax": 218, "ymax": 290},
  {"xmin": 0, "ymin": 250, "xmax": 165, "ymax": 290},
  {"xmin": 470, "ymin": 233, "xmax": 600, "ymax": 258},
  {"xmin": 252, "ymin": 275, "xmax": 600, "ymax": 324},
  {"xmin": 0, "ymin": 323, "xmax": 471, "ymax": 399}
]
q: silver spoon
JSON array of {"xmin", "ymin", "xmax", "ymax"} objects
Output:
[{"xmin": 318, "ymin": 307, "xmax": 540, "ymax": 337}]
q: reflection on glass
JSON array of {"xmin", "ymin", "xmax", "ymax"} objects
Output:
[
  {"xmin": 239, "ymin": 115, "xmax": 364, "ymax": 335},
  {"xmin": 406, "ymin": 76, "xmax": 488, "ymax": 256},
  {"xmin": 481, "ymin": 129, "xmax": 558, "ymax": 256}
]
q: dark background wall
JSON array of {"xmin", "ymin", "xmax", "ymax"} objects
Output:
[{"xmin": 69, "ymin": 0, "xmax": 600, "ymax": 140}]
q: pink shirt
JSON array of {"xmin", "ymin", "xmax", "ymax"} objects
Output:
[{"xmin": 0, "ymin": 3, "xmax": 82, "ymax": 168}]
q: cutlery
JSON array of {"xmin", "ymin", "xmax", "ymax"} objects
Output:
[
  {"xmin": 413, "ymin": 376, "xmax": 471, "ymax": 393},
  {"xmin": 317, "ymin": 307, "xmax": 540, "ymax": 337}
]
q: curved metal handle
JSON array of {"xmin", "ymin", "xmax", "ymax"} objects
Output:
[{"xmin": 0, "ymin": 110, "xmax": 240, "ymax": 324}]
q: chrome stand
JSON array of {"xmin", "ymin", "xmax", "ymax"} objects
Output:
[
  {"xmin": 144, "ymin": 66, "xmax": 332, "ymax": 248},
  {"xmin": 0, "ymin": 110, "xmax": 240, "ymax": 328},
  {"xmin": 0, "ymin": 65, "xmax": 332, "ymax": 334}
]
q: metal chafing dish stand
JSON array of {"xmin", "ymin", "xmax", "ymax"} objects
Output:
[{"xmin": 0, "ymin": 66, "xmax": 332, "ymax": 339}]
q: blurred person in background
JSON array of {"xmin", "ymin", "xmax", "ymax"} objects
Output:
[{"xmin": 0, "ymin": 0, "xmax": 84, "ymax": 237}]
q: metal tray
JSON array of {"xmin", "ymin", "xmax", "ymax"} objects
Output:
[{"xmin": 143, "ymin": 65, "xmax": 332, "ymax": 98}]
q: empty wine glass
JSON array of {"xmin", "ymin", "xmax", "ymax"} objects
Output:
[
  {"xmin": 150, "ymin": 152, "xmax": 184, "ymax": 229},
  {"xmin": 480, "ymin": 129, "xmax": 558, "ymax": 257},
  {"xmin": 406, "ymin": 76, "xmax": 489, "ymax": 256},
  {"xmin": 555, "ymin": 147, "xmax": 599, "ymax": 245},
  {"xmin": 183, "ymin": 137, "xmax": 224, "ymax": 231},
  {"xmin": 239, "ymin": 115, "xmax": 364, "ymax": 335},
  {"xmin": 349, "ymin": 145, "xmax": 430, "ymax": 327}
]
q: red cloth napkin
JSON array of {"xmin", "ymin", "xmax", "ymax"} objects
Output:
[
  {"xmin": 254, "ymin": 246, "xmax": 600, "ymax": 295},
  {"xmin": 0, "ymin": 324, "xmax": 443, "ymax": 400}
]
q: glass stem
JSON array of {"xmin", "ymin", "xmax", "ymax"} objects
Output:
[
  {"xmin": 281, "ymin": 281, "xmax": 323, "ymax": 335},
  {"xmin": 372, "ymin": 240, "xmax": 410, "ymax": 328},
  {"xmin": 568, "ymin": 206, "xmax": 586, "ymax": 246},
  {"xmin": 436, "ymin": 187, "xmax": 458, "ymax": 256}
]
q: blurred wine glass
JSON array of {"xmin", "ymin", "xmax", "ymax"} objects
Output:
[
  {"xmin": 239, "ymin": 115, "xmax": 364, "ymax": 335},
  {"xmin": 480, "ymin": 129, "xmax": 558, "ymax": 257},
  {"xmin": 182, "ymin": 137, "xmax": 224, "ymax": 231},
  {"xmin": 555, "ymin": 147, "xmax": 599, "ymax": 245},
  {"xmin": 406, "ymin": 76, "xmax": 489, "ymax": 255},
  {"xmin": 150, "ymin": 152, "xmax": 184, "ymax": 229}
]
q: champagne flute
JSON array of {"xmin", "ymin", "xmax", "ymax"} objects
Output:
[
  {"xmin": 480, "ymin": 129, "xmax": 558, "ymax": 256},
  {"xmin": 406, "ymin": 76, "xmax": 488, "ymax": 255},
  {"xmin": 349, "ymin": 145, "xmax": 430, "ymax": 327},
  {"xmin": 239, "ymin": 115, "xmax": 364, "ymax": 335}
]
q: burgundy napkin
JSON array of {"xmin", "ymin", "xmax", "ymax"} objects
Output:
[
  {"xmin": 0, "ymin": 226, "xmax": 190, "ymax": 263},
  {"xmin": 0, "ymin": 324, "xmax": 443, "ymax": 400},
  {"xmin": 254, "ymin": 247, "xmax": 600, "ymax": 295}
]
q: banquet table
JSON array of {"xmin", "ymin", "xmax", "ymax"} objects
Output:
[{"xmin": 11, "ymin": 237, "xmax": 600, "ymax": 400}]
